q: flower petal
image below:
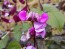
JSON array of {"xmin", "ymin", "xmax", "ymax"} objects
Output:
[
  {"xmin": 20, "ymin": 34, "xmax": 27, "ymax": 42},
  {"xmin": 34, "ymin": 22, "xmax": 46, "ymax": 30},
  {"xmin": 26, "ymin": 46, "xmax": 36, "ymax": 49},
  {"xmin": 41, "ymin": 29, "xmax": 46, "ymax": 38},
  {"xmin": 36, "ymin": 28, "xmax": 46, "ymax": 38},
  {"xmin": 27, "ymin": 12, "xmax": 33, "ymax": 20},
  {"xmin": 29, "ymin": 27, "xmax": 35, "ymax": 36},
  {"xmin": 35, "ymin": 13, "xmax": 39, "ymax": 20},
  {"xmin": 39, "ymin": 12, "xmax": 49, "ymax": 23},
  {"xmin": 19, "ymin": 10, "xmax": 27, "ymax": 21}
]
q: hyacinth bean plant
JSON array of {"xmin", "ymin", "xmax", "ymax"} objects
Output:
[
  {"xmin": 18, "ymin": 6, "xmax": 48, "ymax": 49},
  {"xmin": 17, "ymin": 0, "xmax": 48, "ymax": 49}
]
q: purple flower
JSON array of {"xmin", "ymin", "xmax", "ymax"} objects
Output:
[
  {"xmin": 18, "ymin": 11, "xmax": 49, "ymax": 38},
  {"xmin": 19, "ymin": 11, "xmax": 48, "ymax": 22},
  {"xmin": 19, "ymin": 10, "xmax": 27, "ymax": 21},
  {"xmin": 20, "ymin": 31, "xmax": 30, "ymax": 42},
  {"xmin": 34, "ymin": 22, "xmax": 46, "ymax": 38},
  {"xmin": 29, "ymin": 22, "xmax": 46, "ymax": 38},
  {"xmin": 20, "ymin": 34, "xmax": 27, "ymax": 42},
  {"xmin": 26, "ymin": 45, "xmax": 36, "ymax": 49},
  {"xmin": 38, "ymin": 12, "xmax": 49, "ymax": 23},
  {"xmin": 29, "ymin": 27, "xmax": 35, "ymax": 36}
]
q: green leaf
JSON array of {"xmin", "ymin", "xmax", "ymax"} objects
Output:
[
  {"xmin": 0, "ymin": 35, "xmax": 9, "ymax": 49},
  {"xmin": 7, "ymin": 40, "xmax": 21, "ymax": 49},
  {"xmin": 43, "ymin": 4, "xmax": 65, "ymax": 31},
  {"xmin": 13, "ymin": 22, "xmax": 31, "ymax": 41},
  {"xmin": 31, "ymin": 8, "xmax": 43, "ymax": 14}
]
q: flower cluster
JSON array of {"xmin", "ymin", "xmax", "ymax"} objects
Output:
[{"xmin": 18, "ymin": 10, "xmax": 49, "ymax": 49}]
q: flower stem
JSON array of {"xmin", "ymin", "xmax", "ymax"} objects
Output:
[
  {"xmin": 31, "ymin": 21, "xmax": 38, "ymax": 49},
  {"xmin": 38, "ymin": 0, "xmax": 43, "ymax": 11},
  {"xmin": 26, "ymin": 0, "xmax": 30, "ymax": 12}
]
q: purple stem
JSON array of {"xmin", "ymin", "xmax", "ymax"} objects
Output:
[
  {"xmin": 31, "ymin": 13, "xmax": 38, "ymax": 49},
  {"xmin": 26, "ymin": 0, "xmax": 30, "ymax": 12}
]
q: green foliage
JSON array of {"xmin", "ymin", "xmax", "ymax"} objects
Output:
[
  {"xmin": 13, "ymin": 22, "xmax": 31, "ymax": 42},
  {"xmin": 7, "ymin": 40, "xmax": 21, "ymax": 49},
  {"xmin": 0, "ymin": 36, "xmax": 9, "ymax": 49},
  {"xmin": 43, "ymin": 4, "xmax": 65, "ymax": 31}
]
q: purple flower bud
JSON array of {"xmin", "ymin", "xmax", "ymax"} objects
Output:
[
  {"xmin": 19, "ymin": 0, "xmax": 25, "ymax": 4},
  {"xmin": 12, "ymin": 0, "xmax": 17, "ymax": 3},
  {"xmin": 9, "ymin": 5, "xmax": 17, "ymax": 15},
  {"xmin": 13, "ymin": 14, "xmax": 21, "ymax": 22},
  {"xmin": 29, "ymin": 27, "xmax": 35, "ymax": 36}
]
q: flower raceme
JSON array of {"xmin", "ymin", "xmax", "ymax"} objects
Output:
[
  {"xmin": 18, "ymin": 10, "xmax": 49, "ymax": 38},
  {"xmin": 19, "ymin": 10, "xmax": 48, "ymax": 22}
]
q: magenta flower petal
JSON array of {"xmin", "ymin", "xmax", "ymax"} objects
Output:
[
  {"xmin": 29, "ymin": 27, "xmax": 35, "ymax": 36},
  {"xmin": 38, "ymin": 12, "xmax": 49, "ymax": 23},
  {"xmin": 19, "ymin": 11, "xmax": 27, "ymax": 21},
  {"xmin": 19, "ymin": 0, "xmax": 25, "ymax": 4},
  {"xmin": 41, "ymin": 29, "xmax": 46, "ymax": 38}
]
